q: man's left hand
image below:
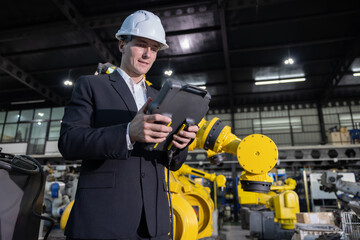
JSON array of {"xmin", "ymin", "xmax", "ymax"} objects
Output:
[{"xmin": 171, "ymin": 125, "xmax": 199, "ymax": 150}]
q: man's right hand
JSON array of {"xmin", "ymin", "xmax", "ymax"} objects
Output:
[{"xmin": 129, "ymin": 98, "xmax": 172, "ymax": 143}]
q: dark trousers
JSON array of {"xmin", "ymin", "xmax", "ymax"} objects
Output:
[{"xmin": 66, "ymin": 207, "xmax": 169, "ymax": 240}]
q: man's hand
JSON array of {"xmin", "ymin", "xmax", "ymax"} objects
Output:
[
  {"xmin": 129, "ymin": 99, "xmax": 172, "ymax": 143},
  {"xmin": 171, "ymin": 125, "xmax": 199, "ymax": 150}
]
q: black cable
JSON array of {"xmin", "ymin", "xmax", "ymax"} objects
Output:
[
  {"xmin": 167, "ymin": 150, "xmax": 175, "ymax": 240},
  {"xmin": 21, "ymin": 155, "xmax": 55, "ymax": 240}
]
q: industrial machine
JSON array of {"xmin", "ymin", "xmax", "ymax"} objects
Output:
[
  {"xmin": 170, "ymin": 164, "xmax": 226, "ymax": 239},
  {"xmin": 42, "ymin": 164, "xmax": 78, "ymax": 220},
  {"xmin": 319, "ymin": 171, "xmax": 360, "ymax": 213},
  {"xmin": 187, "ymin": 117, "xmax": 300, "ymax": 239},
  {"xmin": 238, "ymin": 178, "xmax": 299, "ymax": 230},
  {"xmin": 238, "ymin": 178, "xmax": 299, "ymax": 239},
  {"xmin": 188, "ymin": 117, "xmax": 278, "ymax": 193},
  {"xmin": 60, "ymin": 164, "xmax": 226, "ymax": 240},
  {"xmin": 0, "ymin": 151, "xmax": 54, "ymax": 240}
]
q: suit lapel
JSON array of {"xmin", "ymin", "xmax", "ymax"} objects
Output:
[
  {"xmin": 146, "ymin": 85, "xmax": 157, "ymax": 101},
  {"xmin": 109, "ymin": 71, "xmax": 138, "ymax": 118}
]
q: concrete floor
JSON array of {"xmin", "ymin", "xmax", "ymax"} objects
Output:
[
  {"xmin": 43, "ymin": 223, "xmax": 251, "ymax": 240},
  {"xmin": 220, "ymin": 223, "xmax": 251, "ymax": 240}
]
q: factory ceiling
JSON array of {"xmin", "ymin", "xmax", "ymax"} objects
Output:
[{"xmin": 0, "ymin": 0, "xmax": 360, "ymax": 110}]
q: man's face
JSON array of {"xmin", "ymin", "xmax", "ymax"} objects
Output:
[{"xmin": 119, "ymin": 36, "xmax": 160, "ymax": 81}]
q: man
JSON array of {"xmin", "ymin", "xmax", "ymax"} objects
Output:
[{"xmin": 58, "ymin": 10, "xmax": 198, "ymax": 240}]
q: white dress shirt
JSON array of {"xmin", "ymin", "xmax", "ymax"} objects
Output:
[{"xmin": 117, "ymin": 68, "xmax": 147, "ymax": 150}]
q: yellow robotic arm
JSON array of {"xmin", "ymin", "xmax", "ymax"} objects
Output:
[
  {"xmin": 177, "ymin": 164, "xmax": 226, "ymax": 188},
  {"xmin": 238, "ymin": 178, "xmax": 300, "ymax": 230},
  {"xmin": 189, "ymin": 117, "xmax": 278, "ymax": 193}
]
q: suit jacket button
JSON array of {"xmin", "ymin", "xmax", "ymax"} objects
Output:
[{"xmin": 141, "ymin": 172, "xmax": 145, "ymax": 178}]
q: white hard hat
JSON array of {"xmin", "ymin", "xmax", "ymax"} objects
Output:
[{"xmin": 115, "ymin": 10, "xmax": 169, "ymax": 50}]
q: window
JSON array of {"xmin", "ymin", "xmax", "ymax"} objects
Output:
[
  {"xmin": 51, "ymin": 107, "xmax": 64, "ymax": 120},
  {"xmin": 6, "ymin": 111, "xmax": 19, "ymax": 123},
  {"xmin": 253, "ymin": 117, "xmax": 301, "ymax": 134},
  {"xmin": 2, "ymin": 124, "xmax": 17, "ymax": 142},
  {"xmin": 20, "ymin": 109, "xmax": 34, "ymax": 122},
  {"xmin": 0, "ymin": 112, "xmax": 5, "ymax": 123},
  {"xmin": 28, "ymin": 122, "xmax": 48, "ymax": 154},
  {"xmin": 49, "ymin": 121, "xmax": 61, "ymax": 140},
  {"xmin": 0, "ymin": 124, "xmax": 3, "ymax": 140},
  {"xmin": 16, "ymin": 123, "xmax": 31, "ymax": 142},
  {"xmin": 34, "ymin": 108, "xmax": 50, "ymax": 121}
]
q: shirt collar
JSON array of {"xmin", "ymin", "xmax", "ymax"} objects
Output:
[{"xmin": 117, "ymin": 68, "xmax": 146, "ymax": 88}]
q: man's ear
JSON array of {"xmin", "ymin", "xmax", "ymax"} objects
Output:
[{"xmin": 118, "ymin": 40, "xmax": 125, "ymax": 54}]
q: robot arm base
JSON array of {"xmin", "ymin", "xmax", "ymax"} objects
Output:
[{"xmin": 241, "ymin": 180, "xmax": 272, "ymax": 193}]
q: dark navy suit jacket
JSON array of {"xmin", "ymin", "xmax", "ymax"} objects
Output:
[{"xmin": 58, "ymin": 71, "xmax": 188, "ymax": 239}]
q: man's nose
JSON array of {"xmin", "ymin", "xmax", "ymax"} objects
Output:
[{"xmin": 142, "ymin": 47, "xmax": 152, "ymax": 58}]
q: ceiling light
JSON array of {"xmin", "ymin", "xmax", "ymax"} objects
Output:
[
  {"xmin": 255, "ymin": 77, "xmax": 306, "ymax": 85},
  {"xmin": 180, "ymin": 38, "xmax": 190, "ymax": 50},
  {"xmin": 10, "ymin": 99, "xmax": 46, "ymax": 105},
  {"xmin": 64, "ymin": 80, "xmax": 73, "ymax": 86},
  {"xmin": 353, "ymin": 72, "xmax": 360, "ymax": 77},
  {"xmin": 37, "ymin": 122, "xmax": 42, "ymax": 126},
  {"xmin": 284, "ymin": 58, "xmax": 294, "ymax": 65},
  {"xmin": 164, "ymin": 70, "xmax": 173, "ymax": 76},
  {"xmin": 38, "ymin": 112, "xmax": 44, "ymax": 117}
]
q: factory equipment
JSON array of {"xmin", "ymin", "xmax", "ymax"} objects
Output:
[
  {"xmin": 238, "ymin": 178, "xmax": 299, "ymax": 230},
  {"xmin": 42, "ymin": 164, "xmax": 78, "ymax": 220},
  {"xmin": 319, "ymin": 171, "xmax": 360, "ymax": 213},
  {"xmin": 60, "ymin": 164, "xmax": 225, "ymax": 240},
  {"xmin": 0, "ymin": 151, "xmax": 54, "ymax": 240},
  {"xmin": 173, "ymin": 164, "xmax": 226, "ymax": 239},
  {"xmin": 188, "ymin": 117, "xmax": 278, "ymax": 193}
]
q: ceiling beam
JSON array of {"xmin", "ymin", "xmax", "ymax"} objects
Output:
[
  {"xmin": 0, "ymin": 55, "xmax": 64, "ymax": 105},
  {"xmin": 51, "ymin": 0, "xmax": 119, "ymax": 66},
  {"xmin": 320, "ymin": 34, "xmax": 360, "ymax": 103},
  {"xmin": 2, "ymin": 35, "xmax": 351, "ymax": 63},
  {"xmin": 218, "ymin": 0, "xmax": 235, "ymax": 129}
]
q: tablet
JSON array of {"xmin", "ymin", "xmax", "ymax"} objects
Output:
[{"xmin": 145, "ymin": 79, "xmax": 211, "ymax": 151}]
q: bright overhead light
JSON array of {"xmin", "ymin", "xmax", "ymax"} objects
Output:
[
  {"xmin": 37, "ymin": 122, "xmax": 42, "ymax": 126},
  {"xmin": 284, "ymin": 58, "xmax": 294, "ymax": 65},
  {"xmin": 164, "ymin": 70, "xmax": 173, "ymax": 76},
  {"xmin": 255, "ymin": 77, "xmax": 306, "ymax": 85},
  {"xmin": 10, "ymin": 99, "xmax": 45, "ymax": 105},
  {"xmin": 38, "ymin": 112, "xmax": 44, "ymax": 117},
  {"xmin": 180, "ymin": 38, "xmax": 190, "ymax": 50},
  {"xmin": 64, "ymin": 80, "xmax": 73, "ymax": 86},
  {"xmin": 353, "ymin": 72, "xmax": 360, "ymax": 77}
]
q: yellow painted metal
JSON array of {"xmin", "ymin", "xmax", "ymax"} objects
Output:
[
  {"xmin": 271, "ymin": 178, "xmax": 297, "ymax": 192},
  {"xmin": 167, "ymin": 169, "xmax": 199, "ymax": 240},
  {"xmin": 238, "ymin": 178, "xmax": 300, "ymax": 229},
  {"xmin": 270, "ymin": 191, "xmax": 300, "ymax": 229},
  {"xmin": 172, "ymin": 167, "xmax": 215, "ymax": 239},
  {"xmin": 237, "ymin": 134, "xmax": 278, "ymax": 175},
  {"xmin": 60, "ymin": 200, "xmax": 74, "ymax": 231},
  {"xmin": 172, "ymin": 193, "xmax": 199, "ymax": 240},
  {"xmin": 189, "ymin": 118, "xmax": 278, "ymax": 187},
  {"xmin": 177, "ymin": 164, "xmax": 226, "ymax": 188}
]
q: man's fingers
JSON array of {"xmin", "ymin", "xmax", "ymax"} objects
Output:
[
  {"xmin": 173, "ymin": 134, "xmax": 191, "ymax": 144},
  {"xmin": 145, "ymin": 114, "xmax": 171, "ymax": 124},
  {"xmin": 140, "ymin": 97, "xmax": 152, "ymax": 113},
  {"xmin": 144, "ymin": 129, "xmax": 170, "ymax": 138},
  {"xmin": 172, "ymin": 140, "xmax": 187, "ymax": 149}
]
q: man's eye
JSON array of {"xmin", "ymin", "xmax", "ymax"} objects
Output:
[{"xmin": 151, "ymin": 48, "xmax": 158, "ymax": 53}]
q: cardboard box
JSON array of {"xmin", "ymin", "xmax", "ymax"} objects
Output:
[
  {"xmin": 340, "ymin": 132, "xmax": 350, "ymax": 144},
  {"xmin": 296, "ymin": 212, "xmax": 335, "ymax": 225},
  {"xmin": 340, "ymin": 126, "xmax": 348, "ymax": 133},
  {"xmin": 328, "ymin": 132, "xmax": 341, "ymax": 145}
]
